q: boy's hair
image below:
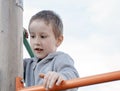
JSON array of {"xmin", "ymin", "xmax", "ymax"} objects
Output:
[{"xmin": 28, "ymin": 10, "xmax": 63, "ymax": 39}]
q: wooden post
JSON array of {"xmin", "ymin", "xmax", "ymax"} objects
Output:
[{"xmin": 0, "ymin": 0, "xmax": 23, "ymax": 91}]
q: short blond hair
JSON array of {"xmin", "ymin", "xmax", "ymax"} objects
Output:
[{"xmin": 28, "ymin": 10, "xmax": 63, "ymax": 39}]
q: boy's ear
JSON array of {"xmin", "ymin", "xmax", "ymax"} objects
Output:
[{"xmin": 56, "ymin": 35, "xmax": 63, "ymax": 47}]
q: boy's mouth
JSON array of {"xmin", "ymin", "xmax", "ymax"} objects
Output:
[{"xmin": 34, "ymin": 48, "xmax": 43, "ymax": 52}]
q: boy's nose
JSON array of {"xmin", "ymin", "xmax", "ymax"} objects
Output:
[{"xmin": 34, "ymin": 38, "xmax": 41, "ymax": 45}]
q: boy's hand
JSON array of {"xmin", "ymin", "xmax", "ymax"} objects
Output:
[
  {"xmin": 40, "ymin": 71, "xmax": 64, "ymax": 90},
  {"xmin": 24, "ymin": 28, "xmax": 29, "ymax": 38}
]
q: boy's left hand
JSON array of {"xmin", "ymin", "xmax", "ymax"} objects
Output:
[{"xmin": 40, "ymin": 71, "xmax": 64, "ymax": 90}]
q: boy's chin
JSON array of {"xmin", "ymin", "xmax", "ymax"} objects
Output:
[{"xmin": 35, "ymin": 54, "xmax": 46, "ymax": 59}]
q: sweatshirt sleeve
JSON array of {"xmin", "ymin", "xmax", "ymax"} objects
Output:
[{"xmin": 54, "ymin": 53, "xmax": 79, "ymax": 80}]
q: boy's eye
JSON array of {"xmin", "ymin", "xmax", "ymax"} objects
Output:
[
  {"xmin": 30, "ymin": 35, "xmax": 35, "ymax": 38},
  {"xmin": 41, "ymin": 35, "xmax": 47, "ymax": 38}
]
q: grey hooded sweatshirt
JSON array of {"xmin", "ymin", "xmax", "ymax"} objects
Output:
[{"xmin": 24, "ymin": 51, "xmax": 79, "ymax": 91}]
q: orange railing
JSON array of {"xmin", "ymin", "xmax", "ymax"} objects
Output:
[{"xmin": 16, "ymin": 70, "xmax": 120, "ymax": 91}]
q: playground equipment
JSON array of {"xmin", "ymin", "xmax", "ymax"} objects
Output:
[
  {"xmin": 1, "ymin": 0, "xmax": 120, "ymax": 91},
  {"xmin": 23, "ymin": 28, "xmax": 34, "ymax": 57},
  {"xmin": 16, "ymin": 70, "xmax": 120, "ymax": 91},
  {"xmin": 0, "ymin": 0, "xmax": 23, "ymax": 90}
]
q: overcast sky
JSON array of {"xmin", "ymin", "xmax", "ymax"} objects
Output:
[{"xmin": 23, "ymin": 0, "xmax": 120, "ymax": 90}]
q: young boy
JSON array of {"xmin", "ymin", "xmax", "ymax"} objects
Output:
[{"xmin": 24, "ymin": 10, "xmax": 79, "ymax": 90}]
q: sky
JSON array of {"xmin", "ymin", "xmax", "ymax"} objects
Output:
[{"xmin": 23, "ymin": 0, "xmax": 120, "ymax": 91}]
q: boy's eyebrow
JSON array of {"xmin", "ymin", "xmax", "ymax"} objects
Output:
[
  {"xmin": 29, "ymin": 32, "xmax": 35, "ymax": 35},
  {"xmin": 29, "ymin": 32, "xmax": 34, "ymax": 34}
]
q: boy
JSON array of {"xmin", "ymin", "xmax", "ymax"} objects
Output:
[{"xmin": 24, "ymin": 10, "xmax": 79, "ymax": 90}]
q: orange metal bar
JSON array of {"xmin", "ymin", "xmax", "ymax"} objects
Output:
[
  {"xmin": 16, "ymin": 77, "xmax": 24, "ymax": 91},
  {"xmin": 16, "ymin": 70, "xmax": 120, "ymax": 91}
]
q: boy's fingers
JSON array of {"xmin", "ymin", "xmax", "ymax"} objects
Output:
[
  {"xmin": 43, "ymin": 75, "xmax": 48, "ymax": 88},
  {"xmin": 39, "ymin": 72, "xmax": 64, "ymax": 90},
  {"xmin": 43, "ymin": 72, "xmax": 51, "ymax": 88},
  {"xmin": 56, "ymin": 76, "xmax": 64, "ymax": 86},
  {"xmin": 24, "ymin": 28, "xmax": 29, "ymax": 38},
  {"xmin": 39, "ymin": 73, "xmax": 45, "ymax": 78},
  {"xmin": 49, "ymin": 74, "xmax": 59, "ymax": 88},
  {"xmin": 39, "ymin": 73, "xmax": 48, "ymax": 90},
  {"xmin": 45, "ymin": 72, "xmax": 53, "ymax": 89}
]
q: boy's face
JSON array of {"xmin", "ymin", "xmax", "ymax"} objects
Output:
[{"xmin": 29, "ymin": 19, "xmax": 63, "ymax": 59}]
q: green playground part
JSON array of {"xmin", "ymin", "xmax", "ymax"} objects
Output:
[{"xmin": 23, "ymin": 31, "xmax": 34, "ymax": 58}]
